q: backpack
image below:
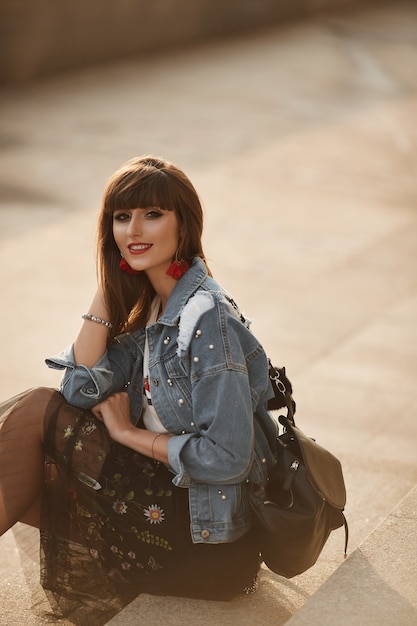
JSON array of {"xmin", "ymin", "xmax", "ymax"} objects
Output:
[{"xmin": 249, "ymin": 362, "xmax": 348, "ymax": 578}]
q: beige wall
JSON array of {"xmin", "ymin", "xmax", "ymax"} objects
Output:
[{"xmin": 1, "ymin": 0, "xmax": 373, "ymax": 84}]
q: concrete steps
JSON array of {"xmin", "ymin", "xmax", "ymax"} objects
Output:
[{"xmin": 286, "ymin": 485, "xmax": 417, "ymax": 626}]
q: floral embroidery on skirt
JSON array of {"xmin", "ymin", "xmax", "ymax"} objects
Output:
[{"xmin": 5, "ymin": 390, "xmax": 260, "ymax": 624}]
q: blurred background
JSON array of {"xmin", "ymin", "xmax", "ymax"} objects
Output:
[
  {"xmin": 1, "ymin": 1, "xmax": 417, "ymax": 623},
  {"xmin": 1, "ymin": 0, "xmax": 415, "ymax": 392}
]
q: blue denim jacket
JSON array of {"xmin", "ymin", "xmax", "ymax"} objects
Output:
[{"xmin": 46, "ymin": 257, "xmax": 278, "ymax": 544}]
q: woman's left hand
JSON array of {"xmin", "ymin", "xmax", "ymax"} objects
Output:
[{"xmin": 91, "ymin": 392, "xmax": 135, "ymax": 444}]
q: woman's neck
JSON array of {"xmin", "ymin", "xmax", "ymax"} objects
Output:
[{"xmin": 145, "ymin": 270, "xmax": 177, "ymax": 316}]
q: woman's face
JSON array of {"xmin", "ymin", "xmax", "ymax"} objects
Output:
[{"xmin": 112, "ymin": 207, "xmax": 179, "ymax": 277}]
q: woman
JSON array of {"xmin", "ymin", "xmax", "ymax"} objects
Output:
[{"xmin": 0, "ymin": 156, "xmax": 278, "ymax": 624}]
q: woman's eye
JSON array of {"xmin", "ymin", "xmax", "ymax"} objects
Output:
[
  {"xmin": 145, "ymin": 210, "xmax": 163, "ymax": 219},
  {"xmin": 113, "ymin": 212, "xmax": 130, "ymax": 222}
]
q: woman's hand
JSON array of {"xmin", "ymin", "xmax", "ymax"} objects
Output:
[
  {"xmin": 92, "ymin": 392, "xmax": 172, "ymax": 464},
  {"xmin": 91, "ymin": 392, "xmax": 135, "ymax": 445}
]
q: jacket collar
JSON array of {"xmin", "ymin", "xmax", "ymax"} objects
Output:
[{"xmin": 158, "ymin": 257, "xmax": 209, "ymax": 327}]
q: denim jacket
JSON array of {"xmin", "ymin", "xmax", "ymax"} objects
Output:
[{"xmin": 46, "ymin": 257, "xmax": 278, "ymax": 544}]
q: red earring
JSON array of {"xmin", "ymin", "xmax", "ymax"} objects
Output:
[
  {"xmin": 119, "ymin": 258, "xmax": 141, "ymax": 275},
  {"xmin": 166, "ymin": 259, "xmax": 190, "ymax": 280}
]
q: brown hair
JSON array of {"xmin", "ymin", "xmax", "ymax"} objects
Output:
[{"xmin": 97, "ymin": 155, "xmax": 210, "ymax": 340}]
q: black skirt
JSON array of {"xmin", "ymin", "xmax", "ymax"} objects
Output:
[{"xmin": 35, "ymin": 390, "xmax": 260, "ymax": 624}]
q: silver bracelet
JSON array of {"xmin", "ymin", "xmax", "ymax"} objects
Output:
[{"xmin": 82, "ymin": 313, "xmax": 113, "ymax": 329}]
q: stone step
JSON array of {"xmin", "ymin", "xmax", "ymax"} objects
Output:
[{"xmin": 285, "ymin": 485, "xmax": 417, "ymax": 626}]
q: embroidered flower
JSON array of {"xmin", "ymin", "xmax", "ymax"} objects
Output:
[
  {"xmin": 76, "ymin": 503, "xmax": 92, "ymax": 518},
  {"xmin": 121, "ymin": 562, "xmax": 131, "ymax": 570},
  {"xmin": 144, "ymin": 504, "xmax": 165, "ymax": 524},
  {"xmin": 148, "ymin": 556, "xmax": 163, "ymax": 571},
  {"xmin": 110, "ymin": 545, "xmax": 119, "ymax": 554},
  {"xmin": 82, "ymin": 421, "xmax": 97, "ymax": 436},
  {"xmin": 74, "ymin": 439, "xmax": 83, "ymax": 451},
  {"xmin": 63, "ymin": 425, "xmax": 74, "ymax": 438},
  {"xmin": 113, "ymin": 500, "xmax": 128, "ymax": 515},
  {"xmin": 128, "ymin": 551, "xmax": 136, "ymax": 560}
]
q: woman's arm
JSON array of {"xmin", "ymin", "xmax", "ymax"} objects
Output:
[{"xmin": 74, "ymin": 289, "xmax": 111, "ymax": 367}]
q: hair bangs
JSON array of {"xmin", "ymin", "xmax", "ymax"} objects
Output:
[{"xmin": 104, "ymin": 169, "xmax": 176, "ymax": 214}]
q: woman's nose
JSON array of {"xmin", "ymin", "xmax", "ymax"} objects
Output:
[{"xmin": 126, "ymin": 212, "xmax": 142, "ymax": 236}]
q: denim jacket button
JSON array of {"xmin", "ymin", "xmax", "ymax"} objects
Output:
[
  {"xmin": 201, "ymin": 530, "xmax": 210, "ymax": 539},
  {"xmin": 178, "ymin": 398, "xmax": 184, "ymax": 406}
]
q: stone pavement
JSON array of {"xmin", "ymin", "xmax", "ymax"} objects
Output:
[{"xmin": 0, "ymin": 2, "xmax": 417, "ymax": 624}]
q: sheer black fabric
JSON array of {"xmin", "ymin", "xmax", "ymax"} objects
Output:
[{"xmin": 0, "ymin": 389, "xmax": 260, "ymax": 625}]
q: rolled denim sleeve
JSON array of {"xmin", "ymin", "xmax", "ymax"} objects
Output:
[
  {"xmin": 167, "ymin": 433, "xmax": 195, "ymax": 487},
  {"xmin": 46, "ymin": 344, "xmax": 124, "ymax": 409},
  {"xmin": 167, "ymin": 368, "xmax": 255, "ymax": 487}
]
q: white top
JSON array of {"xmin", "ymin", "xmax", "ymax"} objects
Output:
[{"xmin": 142, "ymin": 297, "xmax": 169, "ymax": 434}]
